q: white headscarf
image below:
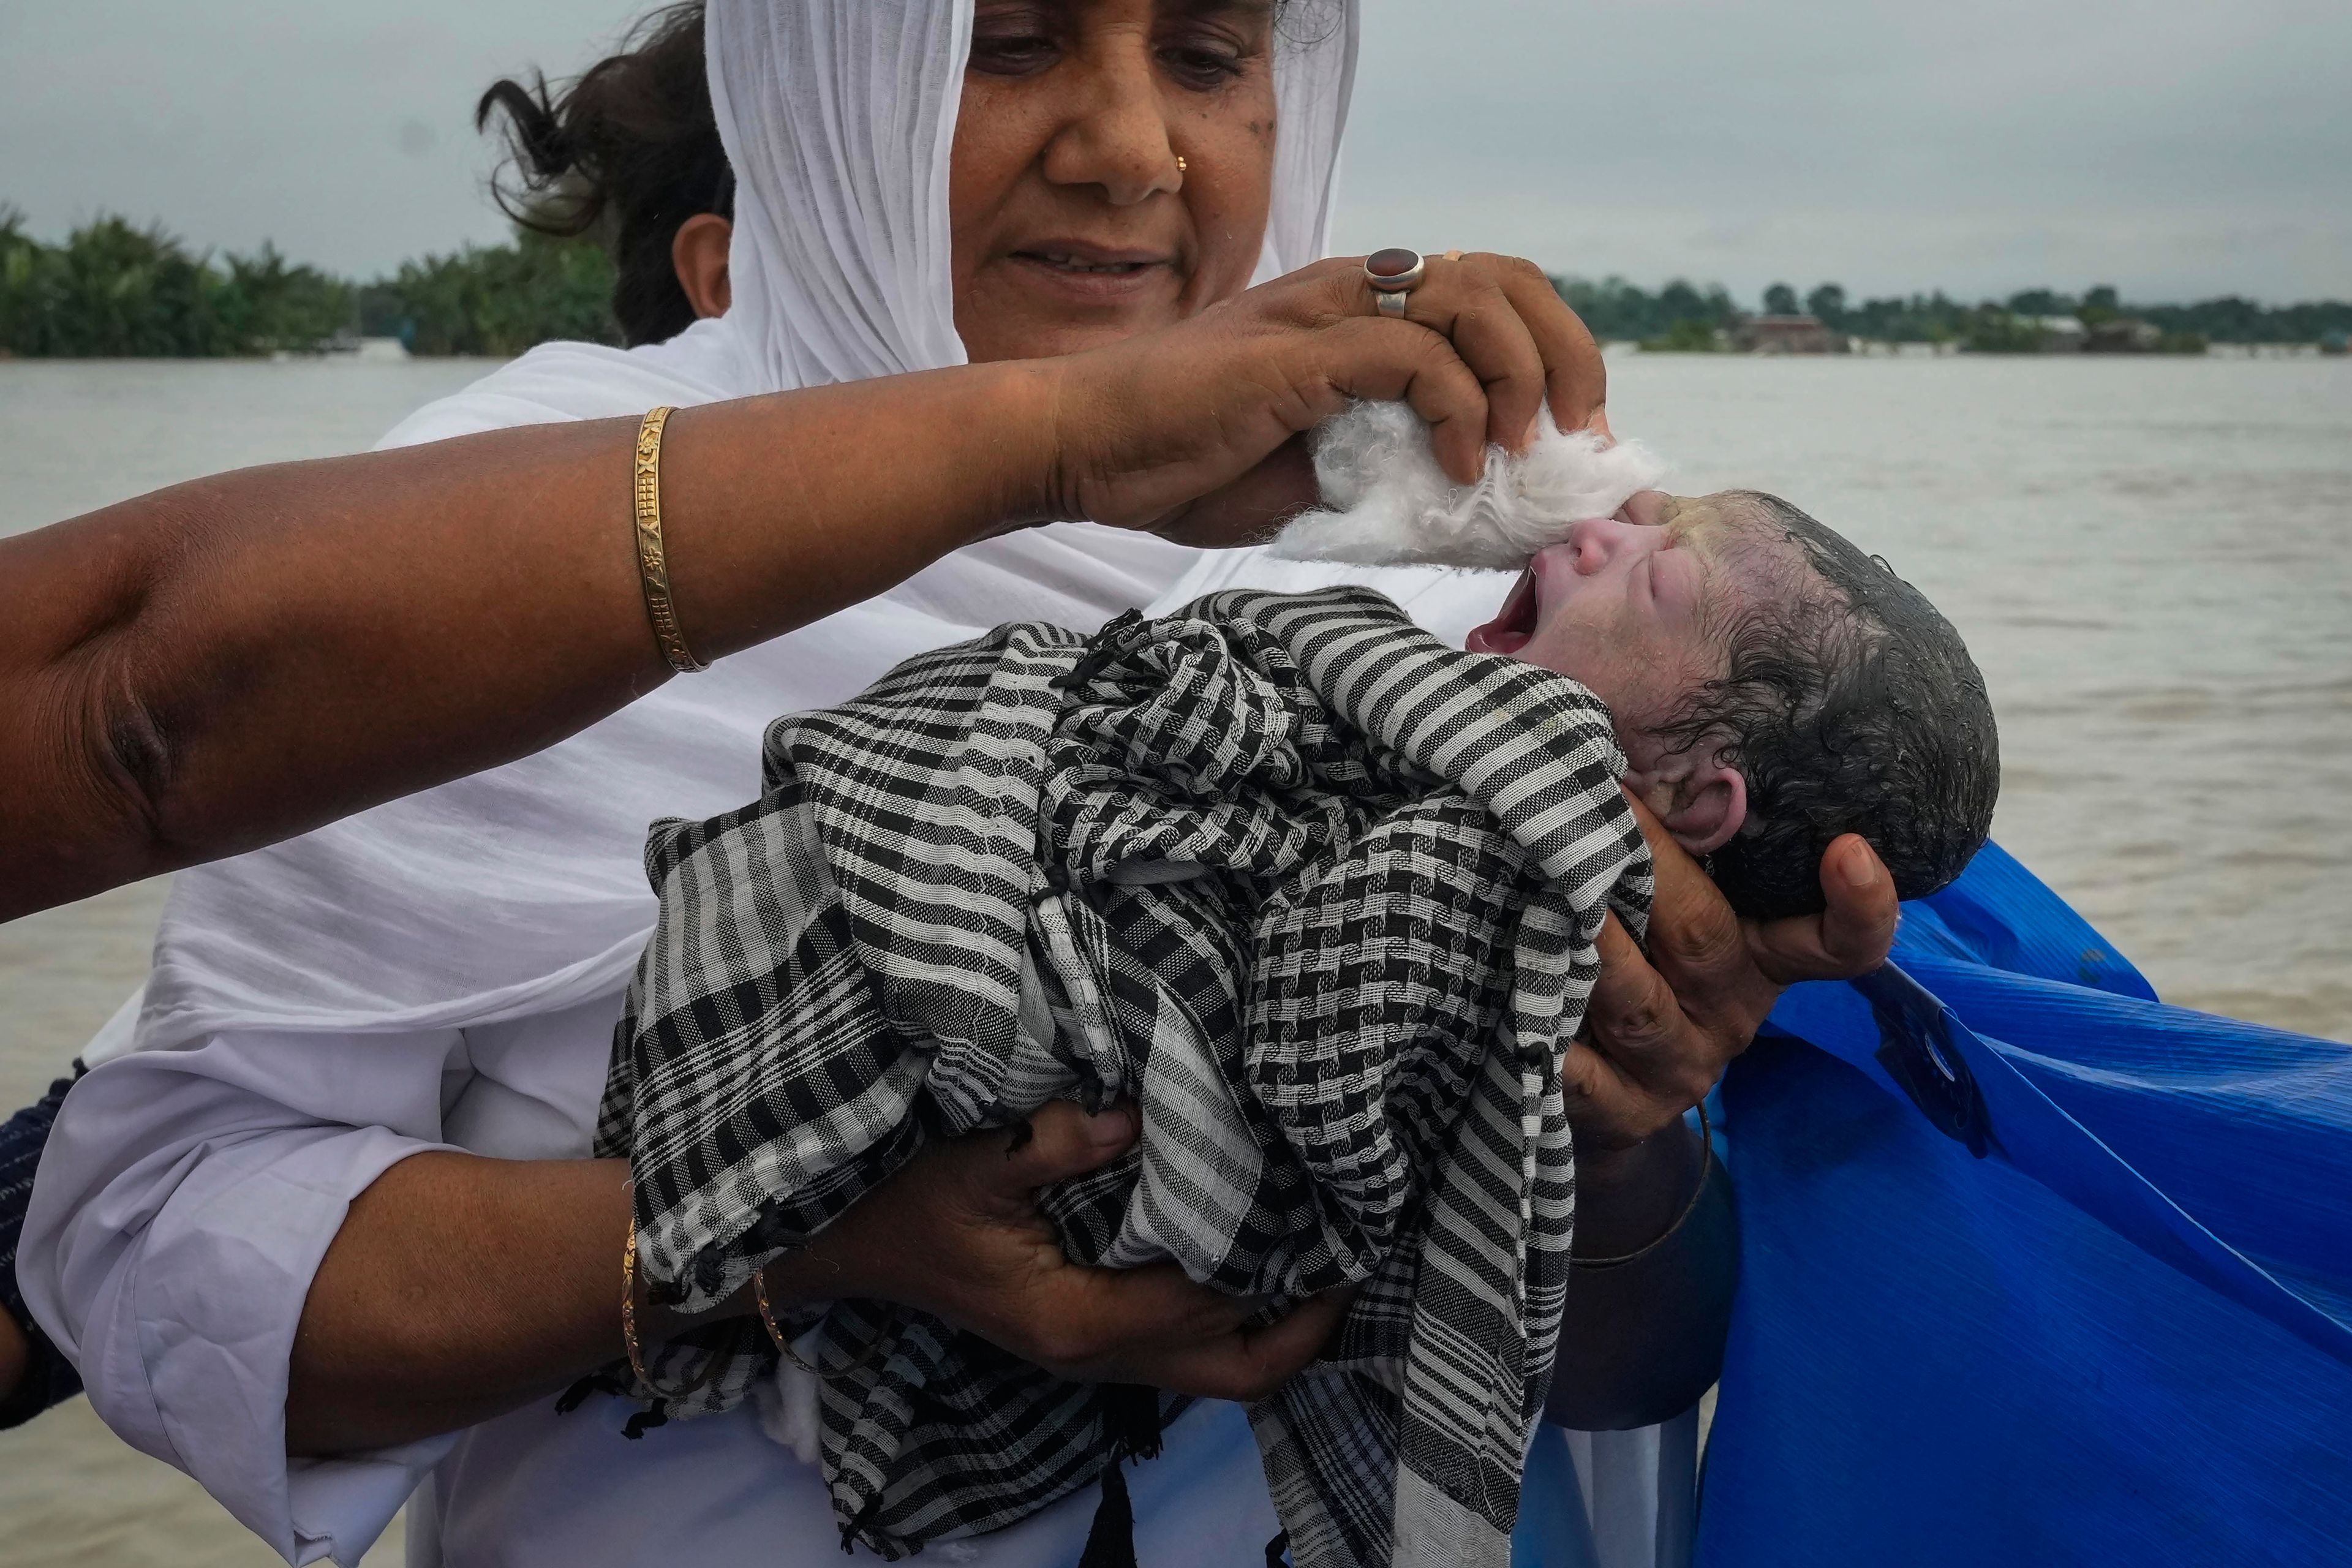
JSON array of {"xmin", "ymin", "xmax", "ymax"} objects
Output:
[{"xmin": 124, "ymin": 0, "xmax": 1360, "ymax": 1051}]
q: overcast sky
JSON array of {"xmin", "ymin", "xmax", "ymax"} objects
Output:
[{"xmin": 5, "ymin": 0, "xmax": 2347, "ymax": 303}]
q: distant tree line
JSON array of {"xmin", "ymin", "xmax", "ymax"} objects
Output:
[
  {"xmin": 355, "ymin": 231, "xmax": 618, "ymax": 355},
  {"xmin": 1, "ymin": 209, "xmax": 619, "ymax": 358},
  {"xmin": 6, "ymin": 208, "xmax": 2346, "ymax": 358},
  {"xmin": 1551, "ymin": 274, "xmax": 2352, "ymax": 351}
]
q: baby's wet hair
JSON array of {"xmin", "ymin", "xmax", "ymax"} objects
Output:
[{"xmin": 1654, "ymin": 493, "xmax": 1999, "ymax": 920}]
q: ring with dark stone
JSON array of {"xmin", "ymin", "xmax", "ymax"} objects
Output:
[
  {"xmin": 1364, "ymin": 248, "xmax": 1426, "ymax": 317},
  {"xmin": 1363, "ymin": 247, "xmax": 1426, "ymax": 292}
]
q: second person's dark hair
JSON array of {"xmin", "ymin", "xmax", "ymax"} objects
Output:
[{"xmin": 477, "ymin": 2, "xmax": 732, "ymax": 347}]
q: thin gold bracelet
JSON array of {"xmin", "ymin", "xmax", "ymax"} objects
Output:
[
  {"xmin": 631, "ymin": 406, "xmax": 709, "ymax": 674},
  {"xmin": 752, "ymin": 1267, "xmax": 888, "ymax": 1378},
  {"xmin": 751, "ymin": 1270, "xmax": 821, "ymax": 1374},
  {"xmin": 1568, "ymin": 1100, "xmax": 1714, "ymax": 1270},
  {"xmin": 620, "ymin": 1212, "xmax": 653, "ymax": 1393}
]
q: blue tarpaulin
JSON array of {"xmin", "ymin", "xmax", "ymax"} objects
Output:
[{"xmin": 1694, "ymin": 841, "xmax": 2352, "ymax": 1565}]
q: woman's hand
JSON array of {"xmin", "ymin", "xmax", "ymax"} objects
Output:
[
  {"xmin": 1042, "ymin": 252, "xmax": 1608, "ymax": 547},
  {"xmin": 1566, "ymin": 800, "xmax": 1902, "ymax": 1151},
  {"xmin": 769, "ymin": 1101, "xmax": 1349, "ymax": 1403}
]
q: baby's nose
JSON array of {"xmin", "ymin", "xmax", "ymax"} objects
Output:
[{"xmin": 1564, "ymin": 515, "xmax": 1641, "ymax": 573}]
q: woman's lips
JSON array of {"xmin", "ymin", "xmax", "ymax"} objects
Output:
[
  {"xmin": 1466, "ymin": 565, "xmax": 1540, "ymax": 655},
  {"xmin": 1006, "ymin": 244, "xmax": 1176, "ymax": 301}
]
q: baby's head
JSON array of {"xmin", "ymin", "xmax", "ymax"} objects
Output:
[{"xmin": 1467, "ymin": 489, "xmax": 1999, "ymax": 918}]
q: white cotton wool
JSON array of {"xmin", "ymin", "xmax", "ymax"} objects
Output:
[
  {"xmin": 1270, "ymin": 399, "xmax": 1668, "ymax": 571},
  {"xmin": 752, "ymin": 1343, "xmax": 826, "ymax": 1466}
]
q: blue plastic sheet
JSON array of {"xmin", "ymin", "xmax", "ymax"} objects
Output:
[{"xmin": 1695, "ymin": 841, "xmax": 2352, "ymax": 1566}]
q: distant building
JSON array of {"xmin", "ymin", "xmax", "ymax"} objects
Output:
[
  {"xmin": 2083, "ymin": 318, "xmax": 2165, "ymax": 353},
  {"xmin": 1733, "ymin": 314, "xmax": 1850, "ymax": 354},
  {"xmin": 2035, "ymin": 316, "xmax": 2089, "ymax": 352},
  {"xmin": 1972, "ymin": 314, "xmax": 2194, "ymax": 354}
]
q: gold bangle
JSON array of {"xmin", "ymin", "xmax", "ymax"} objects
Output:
[
  {"xmin": 620, "ymin": 1210, "xmax": 653, "ymax": 1393},
  {"xmin": 752, "ymin": 1270, "xmax": 820, "ymax": 1375},
  {"xmin": 752, "ymin": 1266, "xmax": 891, "ymax": 1378},
  {"xmin": 631, "ymin": 406, "xmax": 708, "ymax": 674}
]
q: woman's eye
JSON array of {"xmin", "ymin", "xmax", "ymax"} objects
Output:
[
  {"xmin": 1158, "ymin": 43, "xmax": 1246, "ymax": 88},
  {"xmin": 968, "ymin": 34, "xmax": 1058, "ymax": 75}
]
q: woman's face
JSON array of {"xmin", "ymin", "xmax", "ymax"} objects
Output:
[{"xmin": 951, "ymin": 0, "xmax": 1280, "ymax": 364}]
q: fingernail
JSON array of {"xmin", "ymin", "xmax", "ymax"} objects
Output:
[
  {"xmin": 1841, "ymin": 847, "xmax": 1879, "ymax": 889},
  {"xmin": 1085, "ymin": 1106, "xmax": 1134, "ymax": 1147}
]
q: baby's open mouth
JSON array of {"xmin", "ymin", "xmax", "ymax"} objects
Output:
[{"xmin": 1465, "ymin": 567, "xmax": 1539, "ymax": 656}]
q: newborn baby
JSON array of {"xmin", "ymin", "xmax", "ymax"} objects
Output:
[
  {"xmin": 1278, "ymin": 402, "xmax": 1998, "ymax": 918},
  {"xmin": 1462, "ymin": 484, "xmax": 1998, "ymax": 918}
]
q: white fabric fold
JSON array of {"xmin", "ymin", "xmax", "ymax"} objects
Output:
[
  {"xmin": 23, "ymin": 1027, "xmax": 470, "ymax": 1564},
  {"xmin": 710, "ymin": 0, "xmax": 973, "ymax": 388}
]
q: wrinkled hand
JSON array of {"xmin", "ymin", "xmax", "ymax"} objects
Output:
[
  {"xmin": 1047, "ymin": 252, "xmax": 1608, "ymax": 547},
  {"xmin": 788, "ymin": 1101, "xmax": 1349, "ymax": 1401},
  {"xmin": 1565, "ymin": 797, "xmax": 1901, "ymax": 1150}
]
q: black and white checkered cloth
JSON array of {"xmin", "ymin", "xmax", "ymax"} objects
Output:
[{"xmin": 595, "ymin": 586, "xmax": 1651, "ymax": 1567}]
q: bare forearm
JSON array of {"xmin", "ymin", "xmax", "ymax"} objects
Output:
[
  {"xmin": 285, "ymin": 1098, "xmax": 1359, "ymax": 1455},
  {"xmin": 285, "ymin": 1153, "xmax": 631, "ymax": 1453},
  {"xmin": 1545, "ymin": 1121, "xmax": 1738, "ymax": 1431},
  {"xmin": 285, "ymin": 1150, "xmax": 864, "ymax": 1455},
  {"xmin": 0, "ymin": 361, "xmax": 1060, "ymax": 921}
]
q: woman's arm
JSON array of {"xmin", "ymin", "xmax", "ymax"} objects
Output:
[
  {"xmin": 284, "ymin": 1097, "xmax": 1740, "ymax": 1452},
  {"xmin": 285, "ymin": 1102, "xmax": 1341, "ymax": 1456},
  {"xmin": 1541, "ymin": 799, "xmax": 1891, "ymax": 1427},
  {"xmin": 0, "ymin": 252, "xmax": 1608, "ymax": 923},
  {"xmin": 0, "ymin": 364, "xmax": 1056, "ymax": 921},
  {"xmin": 1545, "ymin": 1119, "xmax": 1736, "ymax": 1431}
]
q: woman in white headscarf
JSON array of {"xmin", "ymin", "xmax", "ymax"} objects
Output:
[{"xmin": 22, "ymin": 2, "xmax": 1896, "ymax": 1563}]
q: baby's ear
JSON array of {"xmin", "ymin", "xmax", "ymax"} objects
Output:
[{"xmin": 1658, "ymin": 761, "xmax": 1747, "ymax": 856}]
